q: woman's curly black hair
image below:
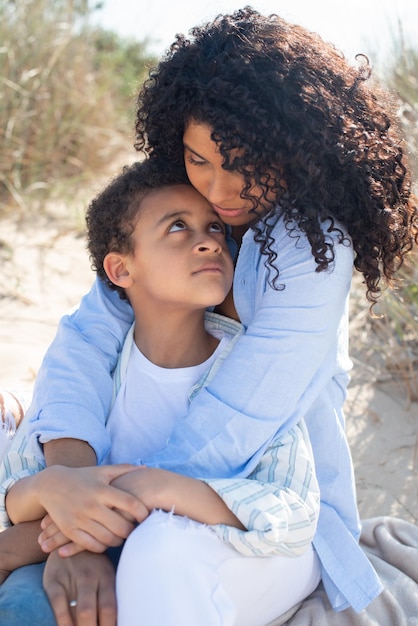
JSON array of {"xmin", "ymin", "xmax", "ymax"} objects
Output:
[
  {"xmin": 86, "ymin": 158, "xmax": 188, "ymax": 299},
  {"xmin": 134, "ymin": 6, "xmax": 418, "ymax": 306}
]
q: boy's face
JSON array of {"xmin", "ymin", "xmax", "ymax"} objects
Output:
[{"xmin": 125, "ymin": 184, "xmax": 233, "ymax": 311}]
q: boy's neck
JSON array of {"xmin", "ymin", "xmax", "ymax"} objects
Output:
[{"xmin": 132, "ymin": 308, "xmax": 219, "ymax": 369}]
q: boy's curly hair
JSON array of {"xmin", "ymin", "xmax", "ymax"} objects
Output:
[
  {"xmin": 134, "ymin": 6, "xmax": 418, "ymax": 305},
  {"xmin": 86, "ymin": 159, "xmax": 188, "ymax": 299}
]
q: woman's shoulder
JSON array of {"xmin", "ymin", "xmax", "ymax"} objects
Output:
[{"xmin": 254, "ymin": 214, "xmax": 354, "ymax": 269}]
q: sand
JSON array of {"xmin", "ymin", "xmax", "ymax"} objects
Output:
[{"xmin": 1, "ymin": 214, "xmax": 417, "ymax": 524}]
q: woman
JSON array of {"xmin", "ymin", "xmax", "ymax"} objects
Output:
[{"xmin": 4, "ymin": 6, "xmax": 417, "ymax": 625}]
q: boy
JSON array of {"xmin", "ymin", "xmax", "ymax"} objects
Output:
[{"xmin": 0, "ymin": 160, "xmax": 319, "ymax": 625}]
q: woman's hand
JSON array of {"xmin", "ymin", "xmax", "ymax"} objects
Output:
[
  {"xmin": 43, "ymin": 549, "xmax": 116, "ymax": 626},
  {"xmin": 35, "ymin": 465, "xmax": 149, "ymax": 554}
]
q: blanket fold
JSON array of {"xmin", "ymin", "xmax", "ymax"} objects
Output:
[{"xmin": 268, "ymin": 517, "xmax": 418, "ymax": 626}]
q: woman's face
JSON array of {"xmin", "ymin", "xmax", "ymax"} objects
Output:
[{"xmin": 183, "ymin": 120, "xmax": 271, "ymax": 228}]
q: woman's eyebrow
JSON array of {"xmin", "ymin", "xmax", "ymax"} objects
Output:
[{"xmin": 183, "ymin": 142, "xmax": 207, "ymax": 161}]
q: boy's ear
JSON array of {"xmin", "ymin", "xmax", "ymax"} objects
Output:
[{"xmin": 103, "ymin": 253, "xmax": 133, "ymax": 289}]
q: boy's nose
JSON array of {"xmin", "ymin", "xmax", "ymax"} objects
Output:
[{"xmin": 194, "ymin": 234, "xmax": 222, "ymax": 254}]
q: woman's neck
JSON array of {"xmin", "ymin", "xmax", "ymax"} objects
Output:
[{"xmin": 230, "ymin": 224, "xmax": 248, "ymax": 247}]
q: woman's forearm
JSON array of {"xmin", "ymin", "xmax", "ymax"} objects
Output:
[
  {"xmin": 27, "ymin": 278, "xmax": 134, "ymax": 465},
  {"xmin": 0, "ymin": 521, "xmax": 46, "ymax": 583},
  {"xmin": 43, "ymin": 438, "xmax": 97, "ymax": 467}
]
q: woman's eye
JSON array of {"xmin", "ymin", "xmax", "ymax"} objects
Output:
[
  {"xmin": 185, "ymin": 154, "xmax": 206, "ymax": 167},
  {"xmin": 168, "ymin": 220, "xmax": 187, "ymax": 232}
]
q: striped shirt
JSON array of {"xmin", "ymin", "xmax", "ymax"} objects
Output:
[{"xmin": 0, "ymin": 313, "xmax": 319, "ymax": 557}]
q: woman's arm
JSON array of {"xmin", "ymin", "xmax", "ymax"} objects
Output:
[
  {"xmin": 26, "ymin": 278, "xmax": 134, "ymax": 465},
  {"xmin": 27, "ymin": 224, "xmax": 352, "ymax": 486},
  {"xmin": 140, "ymin": 225, "xmax": 354, "ymax": 479},
  {"xmin": 0, "ymin": 521, "xmax": 46, "ymax": 584}
]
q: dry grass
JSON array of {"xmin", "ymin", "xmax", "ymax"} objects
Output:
[
  {"xmin": 349, "ymin": 254, "xmax": 418, "ymax": 469},
  {"xmin": 351, "ymin": 257, "xmax": 418, "ymax": 402},
  {"xmin": 0, "ymin": 0, "xmax": 150, "ymax": 217}
]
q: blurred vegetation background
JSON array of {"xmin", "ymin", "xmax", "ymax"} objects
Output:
[
  {"xmin": 0, "ymin": 0, "xmax": 155, "ymax": 216},
  {"xmin": 1, "ymin": 0, "xmax": 417, "ymax": 401}
]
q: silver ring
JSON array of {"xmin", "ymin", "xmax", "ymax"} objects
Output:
[{"xmin": 69, "ymin": 600, "xmax": 78, "ymax": 608}]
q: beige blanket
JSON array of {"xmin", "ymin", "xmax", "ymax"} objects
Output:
[{"xmin": 268, "ymin": 517, "xmax": 418, "ymax": 626}]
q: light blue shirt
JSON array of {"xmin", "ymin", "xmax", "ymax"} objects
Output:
[
  {"xmin": 26, "ymin": 216, "xmax": 383, "ymax": 612},
  {"xmin": 0, "ymin": 313, "xmax": 320, "ymax": 562}
]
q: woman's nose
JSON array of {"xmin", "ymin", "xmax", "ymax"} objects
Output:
[{"xmin": 205, "ymin": 170, "xmax": 241, "ymax": 206}]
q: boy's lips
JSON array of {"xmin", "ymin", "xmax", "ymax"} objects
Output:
[
  {"xmin": 193, "ymin": 262, "xmax": 224, "ymax": 274},
  {"xmin": 212, "ymin": 204, "xmax": 246, "ymax": 219}
]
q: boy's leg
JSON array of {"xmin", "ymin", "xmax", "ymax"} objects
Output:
[
  {"xmin": 0, "ymin": 562, "xmax": 56, "ymax": 626},
  {"xmin": 116, "ymin": 509, "xmax": 320, "ymax": 626}
]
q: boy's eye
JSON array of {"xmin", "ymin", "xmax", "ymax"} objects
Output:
[
  {"xmin": 208, "ymin": 222, "xmax": 225, "ymax": 234},
  {"xmin": 168, "ymin": 220, "xmax": 187, "ymax": 232}
]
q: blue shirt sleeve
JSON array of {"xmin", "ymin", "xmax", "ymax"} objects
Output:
[{"xmin": 27, "ymin": 278, "xmax": 134, "ymax": 463}]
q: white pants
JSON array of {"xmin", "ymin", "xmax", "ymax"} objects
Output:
[{"xmin": 116, "ymin": 510, "xmax": 321, "ymax": 626}]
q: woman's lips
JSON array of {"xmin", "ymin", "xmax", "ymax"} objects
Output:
[{"xmin": 212, "ymin": 204, "xmax": 246, "ymax": 219}]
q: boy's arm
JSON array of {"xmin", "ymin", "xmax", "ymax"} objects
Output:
[
  {"xmin": 40, "ymin": 467, "xmax": 244, "ymax": 557},
  {"xmin": 110, "ymin": 423, "xmax": 319, "ymax": 559},
  {"xmin": 0, "ymin": 438, "xmax": 98, "ymax": 583},
  {"xmin": 5, "ymin": 464, "xmax": 148, "ymax": 538},
  {"xmin": 4, "ymin": 438, "xmax": 98, "ymax": 524},
  {"xmin": 112, "ymin": 467, "xmax": 245, "ymax": 530},
  {"xmin": 203, "ymin": 422, "xmax": 320, "ymax": 557}
]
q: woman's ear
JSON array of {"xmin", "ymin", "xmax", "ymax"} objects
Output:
[{"xmin": 103, "ymin": 253, "xmax": 133, "ymax": 289}]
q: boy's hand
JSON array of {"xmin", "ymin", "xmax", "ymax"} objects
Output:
[
  {"xmin": 37, "ymin": 465, "xmax": 149, "ymax": 554},
  {"xmin": 39, "ymin": 500, "xmax": 147, "ymax": 557},
  {"xmin": 43, "ymin": 549, "xmax": 116, "ymax": 626},
  {"xmin": 39, "ymin": 517, "xmax": 86, "ymax": 556}
]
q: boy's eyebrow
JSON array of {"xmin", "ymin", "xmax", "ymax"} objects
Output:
[{"xmin": 156, "ymin": 210, "xmax": 192, "ymax": 226}]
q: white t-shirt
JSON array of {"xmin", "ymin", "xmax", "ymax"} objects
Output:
[{"xmin": 105, "ymin": 329, "xmax": 232, "ymax": 465}]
